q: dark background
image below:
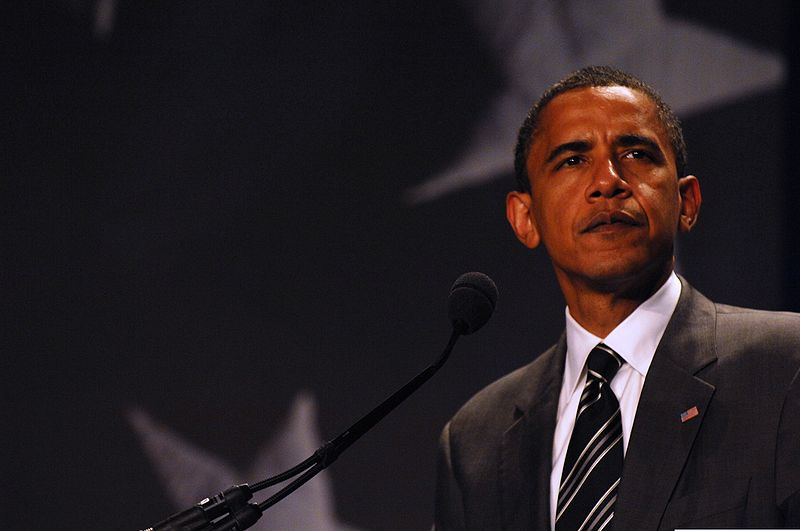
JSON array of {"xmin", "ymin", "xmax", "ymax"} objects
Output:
[{"xmin": 4, "ymin": 1, "xmax": 797, "ymax": 529}]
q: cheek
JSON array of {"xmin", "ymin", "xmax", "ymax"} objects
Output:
[
  {"xmin": 535, "ymin": 197, "xmax": 575, "ymax": 238},
  {"xmin": 638, "ymin": 185, "xmax": 682, "ymax": 235}
]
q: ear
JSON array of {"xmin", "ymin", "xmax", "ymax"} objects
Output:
[
  {"xmin": 506, "ymin": 191, "xmax": 541, "ymax": 249},
  {"xmin": 677, "ymin": 175, "xmax": 701, "ymax": 233}
]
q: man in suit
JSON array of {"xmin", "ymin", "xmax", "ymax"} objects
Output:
[{"xmin": 434, "ymin": 66, "xmax": 800, "ymax": 530}]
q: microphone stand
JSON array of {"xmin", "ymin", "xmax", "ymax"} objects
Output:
[{"xmin": 144, "ymin": 324, "xmax": 465, "ymax": 531}]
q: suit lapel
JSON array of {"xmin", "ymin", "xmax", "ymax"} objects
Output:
[
  {"xmin": 501, "ymin": 335, "xmax": 566, "ymax": 530},
  {"xmin": 614, "ymin": 278, "xmax": 718, "ymax": 530}
]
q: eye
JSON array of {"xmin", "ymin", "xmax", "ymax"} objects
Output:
[
  {"xmin": 557, "ymin": 155, "xmax": 584, "ymax": 169},
  {"xmin": 623, "ymin": 150, "xmax": 650, "ymax": 160}
]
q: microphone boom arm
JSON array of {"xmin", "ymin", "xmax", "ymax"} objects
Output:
[
  {"xmin": 144, "ymin": 271, "xmax": 496, "ymax": 531},
  {"xmin": 147, "ymin": 327, "xmax": 463, "ymax": 531}
]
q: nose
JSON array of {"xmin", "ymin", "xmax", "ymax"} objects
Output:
[{"xmin": 586, "ymin": 159, "xmax": 631, "ymax": 201}]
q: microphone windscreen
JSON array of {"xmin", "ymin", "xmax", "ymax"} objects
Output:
[{"xmin": 448, "ymin": 272, "xmax": 498, "ymax": 335}]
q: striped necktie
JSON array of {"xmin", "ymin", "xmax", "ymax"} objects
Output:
[{"xmin": 556, "ymin": 343, "xmax": 625, "ymax": 531}]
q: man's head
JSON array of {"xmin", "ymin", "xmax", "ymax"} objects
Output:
[
  {"xmin": 505, "ymin": 66, "xmax": 701, "ymax": 297},
  {"xmin": 513, "ymin": 65, "xmax": 688, "ymax": 193}
]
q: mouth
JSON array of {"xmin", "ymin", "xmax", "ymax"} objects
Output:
[{"xmin": 581, "ymin": 210, "xmax": 644, "ymax": 233}]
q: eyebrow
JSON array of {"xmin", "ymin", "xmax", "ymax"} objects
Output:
[
  {"xmin": 545, "ymin": 140, "xmax": 592, "ymax": 164},
  {"xmin": 615, "ymin": 134, "xmax": 663, "ymax": 155}
]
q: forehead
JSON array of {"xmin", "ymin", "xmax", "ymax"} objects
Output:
[{"xmin": 531, "ymin": 86, "xmax": 668, "ymax": 154}]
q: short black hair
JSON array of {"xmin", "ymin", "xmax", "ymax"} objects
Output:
[{"xmin": 513, "ymin": 65, "xmax": 688, "ymax": 192}]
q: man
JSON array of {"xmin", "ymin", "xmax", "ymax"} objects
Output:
[{"xmin": 434, "ymin": 66, "xmax": 800, "ymax": 530}]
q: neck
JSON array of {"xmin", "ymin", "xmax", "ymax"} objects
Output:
[{"xmin": 557, "ymin": 266, "xmax": 673, "ymax": 338}]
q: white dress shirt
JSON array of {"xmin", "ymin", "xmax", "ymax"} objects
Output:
[{"xmin": 548, "ymin": 272, "xmax": 682, "ymax": 529}]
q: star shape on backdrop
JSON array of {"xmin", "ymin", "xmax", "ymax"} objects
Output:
[
  {"xmin": 128, "ymin": 392, "xmax": 360, "ymax": 531},
  {"xmin": 403, "ymin": 0, "xmax": 785, "ymax": 204},
  {"xmin": 93, "ymin": 0, "xmax": 116, "ymax": 39}
]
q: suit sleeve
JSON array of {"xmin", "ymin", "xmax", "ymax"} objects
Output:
[
  {"xmin": 777, "ymin": 365, "xmax": 800, "ymax": 525},
  {"xmin": 434, "ymin": 421, "xmax": 466, "ymax": 531}
]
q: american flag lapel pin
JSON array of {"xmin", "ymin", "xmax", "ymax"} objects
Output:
[{"xmin": 680, "ymin": 406, "xmax": 700, "ymax": 423}]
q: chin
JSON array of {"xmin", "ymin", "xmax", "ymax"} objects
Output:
[{"xmin": 583, "ymin": 258, "xmax": 672, "ymax": 293}]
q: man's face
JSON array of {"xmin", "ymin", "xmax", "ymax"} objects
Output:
[{"xmin": 507, "ymin": 86, "xmax": 700, "ymax": 292}]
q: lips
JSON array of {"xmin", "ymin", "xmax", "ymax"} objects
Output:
[{"xmin": 581, "ymin": 209, "xmax": 644, "ymax": 233}]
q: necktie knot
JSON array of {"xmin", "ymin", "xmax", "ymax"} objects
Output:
[{"xmin": 588, "ymin": 343, "xmax": 624, "ymax": 383}]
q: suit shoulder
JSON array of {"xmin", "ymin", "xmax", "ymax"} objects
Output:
[
  {"xmin": 451, "ymin": 362, "xmax": 532, "ymax": 422},
  {"xmin": 714, "ymin": 304, "xmax": 800, "ymax": 346},
  {"xmin": 711, "ymin": 304, "xmax": 800, "ymax": 377},
  {"xmin": 447, "ymin": 342, "xmax": 559, "ymax": 435},
  {"xmin": 715, "ymin": 302, "xmax": 800, "ymax": 323}
]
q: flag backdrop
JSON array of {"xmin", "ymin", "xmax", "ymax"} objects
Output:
[{"xmin": 4, "ymin": 2, "xmax": 794, "ymax": 529}]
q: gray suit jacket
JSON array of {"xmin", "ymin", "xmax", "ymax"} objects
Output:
[{"xmin": 435, "ymin": 278, "xmax": 800, "ymax": 530}]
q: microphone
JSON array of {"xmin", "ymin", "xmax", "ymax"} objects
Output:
[
  {"xmin": 144, "ymin": 272, "xmax": 497, "ymax": 531},
  {"xmin": 448, "ymin": 271, "xmax": 498, "ymax": 335}
]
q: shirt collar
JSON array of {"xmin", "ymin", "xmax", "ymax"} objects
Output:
[{"xmin": 563, "ymin": 272, "xmax": 682, "ymax": 395}]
